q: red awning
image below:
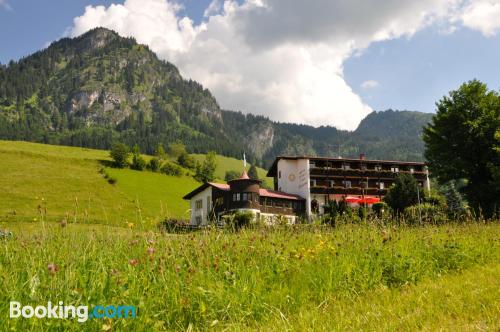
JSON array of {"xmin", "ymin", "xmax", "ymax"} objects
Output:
[
  {"xmin": 344, "ymin": 196, "xmax": 380, "ymax": 204},
  {"xmin": 345, "ymin": 196, "xmax": 361, "ymax": 203}
]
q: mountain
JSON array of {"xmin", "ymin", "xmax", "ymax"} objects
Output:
[{"xmin": 0, "ymin": 27, "xmax": 434, "ymax": 167}]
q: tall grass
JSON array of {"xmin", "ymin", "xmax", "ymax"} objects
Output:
[{"xmin": 0, "ymin": 221, "xmax": 498, "ymax": 331}]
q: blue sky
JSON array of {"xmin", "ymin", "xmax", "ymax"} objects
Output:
[{"xmin": 1, "ymin": 0, "xmax": 499, "ymax": 129}]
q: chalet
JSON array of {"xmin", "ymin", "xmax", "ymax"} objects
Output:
[
  {"xmin": 183, "ymin": 169, "xmax": 305, "ymax": 226},
  {"xmin": 184, "ymin": 154, "xmax": 429, "ymax": 224}
]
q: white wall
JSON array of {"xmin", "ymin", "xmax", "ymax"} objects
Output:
[
  {"xmin": 276, "ymin": 158, "xmax": 311, "ymax": 217},
  {"xmin": 189, "ymin": 187, "xmax": 212, "ymax": 226}
]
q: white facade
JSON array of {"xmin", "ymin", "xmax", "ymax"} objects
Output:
[
  {"xmin": 188, "ymin": 186, "xmax": 212, "ymax": 226},
  {"xmin": 276, "ymin": 158, "xmax": 312, "ymax": 217}
]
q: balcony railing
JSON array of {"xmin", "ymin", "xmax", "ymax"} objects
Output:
[
  {"xmin": 309, "ymin": 167, "xmax": 427, "ymax": 179},
  {"xmin": 310, "ymin": 186, "xmax": 387, "ymax": 196}
]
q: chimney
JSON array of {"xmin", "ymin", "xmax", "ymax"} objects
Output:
[{"xmin": 359, "ymin": 153, "xmax": 365, "ymax": 160}]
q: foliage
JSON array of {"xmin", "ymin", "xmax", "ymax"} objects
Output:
[
  {"xmin": 423, "ymin": 80, "xmax": 500, "ymax": 217},
  {"xmin": 439, "ymin": 180, "xmax": 469, "ymax": 218},
  {"xmin": 404, "ymin": 203, "xmax": 447, "ymax": 225},
  {"xmin": 147, "ymin": 157, "xmax": 161, "ymax": 172},
  {"xmin": 130, "ymin": 144, "xmax": 146, "ymax": 171},
  {"xmin": 160, "ymin": 161, "xmax": 183, "ymax": 177},
  {"xmin": 194, "ymin": 151, "xmax": 217, "ymax": 182},
  {"xmin": 224, "ymin": 170, "xmax": 240, "ymax": 182},
  {"xmin": 177, "ymin": 152, "xmax": 196, "ymax": 170},
  {"xmin": 168, "ymin": 142, "xmax": 187, "ymax": 159},
  {"xmin": 109, "ymin": 143, "xmax": 130, "ymax": 168},
  {"xmin": 155, "ymin": 144, "xmax": 167, "ymax": 161},
  {"xmin": 223, "ymin": 211, "xmax": 254, "ymax": 230},
  {"xmin": 384, "ymin": 173, "xmax": 422, "ymax": 214},
  {"xmin": 372, "ymin": 202, "xmax": 389, "ymax": 218},
  {"xmin": 248, "ymin": 163, "xmax": 259, "ymax": 180}
]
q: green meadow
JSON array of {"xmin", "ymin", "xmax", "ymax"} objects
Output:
[
  {"xmin": 0, "ymin": 222, "xmax": 498, "ymax": 331},
  {"xmin": 0, "ymin": 141, "xmax": 271, "ymax": 226}
]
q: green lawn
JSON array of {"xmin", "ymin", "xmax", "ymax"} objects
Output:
[
  {"xmin": 0, "ymin": 222, "xmax": 498, "ymax": 331},
  {"xmin": 192, "ymin": 153, "xmax": 273, "ymax": 187},
  {"xmin": 0, "ymin": 140, "xmax": 199, "ymax": 225}
]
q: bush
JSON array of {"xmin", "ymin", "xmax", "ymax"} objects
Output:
[
  {"xmin": 372, "ymin": 202, "xmax": 389, "ymax": 218},
  {"xmin": 224, "ymin": 170, "xmax": 240, "ymax": 182},
  {"xmin": 161, "ymin": 161, "xmax": 183, "ymax": 177},
  {"xmin": 131, "ymin": 153, "xmax": 146, "ymax": 171},
  {"xmin": 404, "ymin": 203, "xmax": 448, "ymax": 225},
  {"xmin": 223, "ymin": 211, "xmax": 254, "ymax": 230},
  {"xmin": 178, "ymin": 152, "xmax": 196, "ymax": 170},
  {"xmin": 107, "ymin": 176, "xmax": 117, "ymax": 185},
  {"xmin": 109, "ymin": 143, "xmax": 130, "ymax": 168},
  {"xmin": 147, "ymin": 157, "xmax": 161, "ymax": 172}
]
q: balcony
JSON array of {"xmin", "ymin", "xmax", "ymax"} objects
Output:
[
  {"xmin": 309, "ymin": 167, "xmax": 427, "ymax": 180},
  {"xmin": 310, "ymin": 186, "xmax": 386, "ymax": 196}
]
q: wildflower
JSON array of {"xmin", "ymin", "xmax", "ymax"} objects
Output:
[
  {"xmin": 129, "ymin": 239, "xmax": 139, "ymax": 246},
  {"xmin": 47, "ymin": 263, "xmax": 59, "ymax": 275},
  {"xmin": 129, "ymin": 259, "xmax": 139, "ymax": 266},
  {"xmin": 147, "ymin": 239, "xmax": 155, "ymax": 245},
  {"xmin": 175, "ymin": 265, "xmax": 181, "ymax": 273},
  {"xmin": 147, "ymin": 247, "xmax": 155, "ymax": 255},
  {"xmin": 127, "ymin": 222, "xmax": 135, "ymax": 229}
]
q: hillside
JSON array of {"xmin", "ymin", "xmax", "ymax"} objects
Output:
[
  {"xmin": 0, "ymin": 27, "xmax": 433, "ymax": 167},
  {"xmin": 0, "ymin": 140, "xmax": 272, "ymax": 224}
]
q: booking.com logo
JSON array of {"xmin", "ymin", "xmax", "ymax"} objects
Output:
[{"xmin": 10, "ymin": 301, "xmax": 136, "ymax": 323}]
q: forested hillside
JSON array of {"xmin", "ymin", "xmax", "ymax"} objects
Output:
[{"xmin": 0, "ymin": 27, "xmax": 433, "ymax": 167}]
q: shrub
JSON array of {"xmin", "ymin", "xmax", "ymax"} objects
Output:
[
  {"xmin": 107, "ymin": 176, "xmax": 117, "ymax": 185},
  {"xmin": 161, "ymin": 161, "xmax": 183, "ymax": 177},
  {"xmin": 178, "ymin": 152, "xmax": 196, "ymax": 170},
  {"xmin": 224, "ymin": 211, "xmax": 254, "ymax": 230},
  {"xmin": 147, "ymin": 157, "xmax": 161, "ymax": 172},
  {"xmin": 404, "ymin": 203, "xmax": 448, "ymax": 225},
  {"xmin": 224, "ymin": 170, "xmax": 240, "ymax": 182},
  {"xmin": 372, "ymin": 202, "xmax": 389, "ymax": 217},
  {"xmin": 131, "ymin": 153, "xmax": 146, "ymax": 171},
  {"xmin": 109, "ymin": 143, "xmax": 130, "ymax": 168},
  {"xmin": 384, "ymin": 173, "xmax": 421, "ymax": 214}
]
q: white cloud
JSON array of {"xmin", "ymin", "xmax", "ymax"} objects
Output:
[
  {"xmin": 460, "ymin": 0, "xmax": 500, "ymax": 37},
  {"xmin": 361, "ymin": 80, "xmax": 380, "ymax": 89},
  {"xmin": 70, "ymin": 0, "xmax": 466, "ymax": 130}
]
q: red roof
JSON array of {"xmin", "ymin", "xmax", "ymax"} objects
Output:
[
  {"xmin": 208, "ymin": 182, "xmax": 230, "ymax": 190},
  {"xmin": 259, "ymin": 188, "xmax": 304, "ymax": 200},
  {"xmin": 239, "ymin": 170, "xmax": 250, "ymax": 180}
]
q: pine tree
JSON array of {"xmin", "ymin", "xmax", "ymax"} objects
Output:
[{"xmin": 248, "ymin": 163, "xmax": 259, "ymax": 180}]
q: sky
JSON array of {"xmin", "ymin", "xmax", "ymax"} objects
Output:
[{"xmin": 1, "ymin": 0, "xmax": 499, "ymax": 130}]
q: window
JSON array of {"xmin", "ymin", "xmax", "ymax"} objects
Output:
[
  {"xmin": 361, "ymin": 181, "xmax": 368, "ymax": 188},
  {"xmin": 232, "ymin": 193, "xmax": 241, "ymax": 201},
  {"xmin": 278, "ymin": 170, "xmax": 281, "ymax": 179},
  {"xmin": 329, "ymin": 180, "xmax": 335, "ymax": 187},
  {"xmin": 206, "ymin": 196, "xmax": 211, "ymax": 213},
  {"xmin": 195, "ymin": 216, "xmax": 202, "ymax": 225},
  {"xmin": 375, "ymin": 165, "xmax": 382, "ymax": 171},
  {"xmin": 195, "ymin": 200, "xmax": 202, "ymax": 210},
  {"xmin": 343, "ymin": 180, "xmax": 352, "ymax": 188},
  {"xmin": 344, "ymin": 163, "xmax": 351, "ymax": 170},
  {"xmin": 309, "ymin": 162, "xmax": 316, "ymax": 168},
  {"xmin": 242, "ymin": 193, "xmax": 248, "ymax": 201},
  {"xmin": 409, "ymin": 167, "xmax": 415, "ymax": 173},
  {"xmin": 311, "ymin": 179, "xmax": 316, "ymax": 187},
  {"xmin": 292, "ymin": 202, "xmax": 298, "ymax": 210},
  {"xmin": 379, "ymin": 182, "xmax": 385, "ymax": 189},
  {"xmin": 391, "ymin": 166, "xmax": 399, "ymax": 173}
]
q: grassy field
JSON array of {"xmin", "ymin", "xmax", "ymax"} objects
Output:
[
  {"xmin": 0, "ymin": 140, "xmax": 199, "ymax": 225},
  {"xmin": 0, "ymin": 221, "xmax": 498, "ymax": 331}
]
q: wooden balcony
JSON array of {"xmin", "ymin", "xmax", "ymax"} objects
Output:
[{"xmin": 309, "ymin": 167, "xmax": 427, "ymax": 180}]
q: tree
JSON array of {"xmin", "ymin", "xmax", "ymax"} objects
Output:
[
  {"xmin": 110, "ymin": 143, "xmax": 130, "ymax": 168},
  {"xmin": 168, "ymin": 142, "xmax": 187, "ymax": 159},
  {"xmin": 248, "ymin": 163, "xmax": 259, "ymax": 180},
  {"xmin": 423, "ymin": 80, "xmax": 500, "ymax": 217},
  {"xmin": 155, "ymin": 144, "xmax": 167, "ymax": 161},
  {"xmin": 224, "ymin": 170, "xmax": 240, "ymax": 182},
  {"xmin": 384, "ymin": 173, "xmax": 421, "ymax": 214},
  {"xmin": 178, "ymin": 152, "xmax": 196, "ymax": 170},
  {"xmin": 194, "ymin": 151, "xmax": 217, "ymax": 182},
  {"xmin": 130, "ymin": 144, "xmax": 146, "ymax": 171}
]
